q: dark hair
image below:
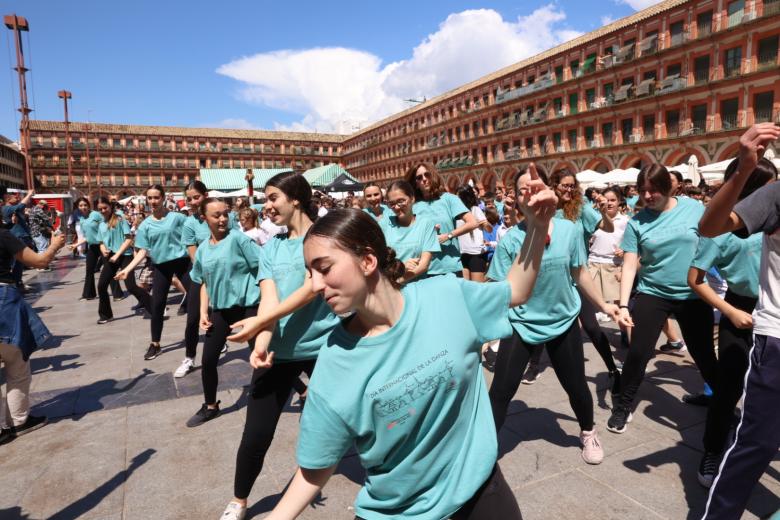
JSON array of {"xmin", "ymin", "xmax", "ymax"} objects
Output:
[
  {"xmin": 637, "ymin": 164, "xmax": 672, "ymax": 196},
  {"xmin": 723, "ymin": 157, "xmax": 778, "ymax": 200},
  {"xmin": 512, "ymin": 163, "xmax": 549, "ymax": 190},
  {"xmin": 602, "ymin": 186, "xmax": 625, "ymax": 204},
  {"xmin": 305, "ymin": 208, "xmax": 406, "ymax": 289},
  {"xmin": 404, "ymin": 162, "xmax": 445, "ymax": 200},
  {"xmin": 483, "ymin": 191, "xmax": 496, "ymax": 200},
  {"xmin": 266, "ymin": 171, "xmax": 317, "ymax": 221},
  {"xmin": 146, "ymin": 184, "xmax": 165, "ymax": 197},
  {"xmin": 0, "ymin": 185, "xmax": 7, "ymax": 199},
  {"xmin": 457, "ymin": 185, "xmax": 479, "ymax": 208},
  {"xmin": 201, "ymin": 197, "xmax": 226, "ymax": 210},
  {"xmin": 484, "ymin": 207, "xmax": 500, "ymax": 225},
  {"xmin": 386, "ymin": 180, "xmax": 415, "ymax": 201},
  {"xmin": 185, "ymin": 180, "xmax": 208, "ymax": 196},
  {"xmin": 622, "ymin": 185, "xmax": 636, "ymax": 198},
  {"xmin": 669, "ymin": 170, "xmax": 684, "ymax": 183},
  {"xmin": 74, "ymin": 196, "xmax": 90, "ymax": 209}
]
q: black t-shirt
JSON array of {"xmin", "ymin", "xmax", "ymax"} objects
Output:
[{"xmin": 0, "ymin": 228, "xmax": 26, "ymax": 283}]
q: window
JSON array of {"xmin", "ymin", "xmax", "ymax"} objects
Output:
[
  {"xmin": 694, "ymin": 55, "xmax": 711, "ymax": 83},
  {"xmin": 555, "ymin": 65, "xmax": 564, "ymax": 83},
  {"xmin": 692, "ymin": 104, "xmax": 708, "ymax": 132},
  {"xmin": 621, "ymin": 118, "xmax": 633, "ymax": 141},
  {"xmin": 602, "ymin": 122, "xmax": 614, "ymax": 145},
  {"xmin": 553, "ymin": 97, "xmax": 563, "ymax": 112},
  {"xmin": 697, "ymin": 11, "xmax": 712, "ymax": 37},
  {"xmin": 643, "ymin": 70, "xmax": 658, "ymax": 81},
  {"xmin": 569, "ymin": 59, "xmax": 579, "ymax": 77},
  {"xmin": 569, "ymin": 93, "xmax": 579, "ymax": 115},
  {"xmin": 669, "ymin": 21, "xmax": 685, "ymax": 46},
  {"xmin": 553, "ymin": 132, "xmax": 562, "ymax": 149},
  {"xmin": 642, "ymin": 115, "xmax": 655, "ymax": 140},
  {"xmin": 724, "ymin": 46, "xmax": 742, "ymax": 77},
  {"xmin": 727, "ymin": 0, "xmax": 745, "ymax": 28},
  {"xmin": 525, "ymin": 137, "xmax": 534, "ymax": 151},
  {"xmin": 666, "ymin": 63, "xmax": 681, "ymax": 77},
  {"xmin": 758, "ymin": 36, "xmax": 779, "ymax": 68},
  {"xmin": 754, "ymin": 92, "xmax": 774, "ymax": 122},
  {"xmin": 666, "ymin": 110, "xmax": 680, "ymax": 137},
  {"xmin": 585, "ymin": 126, "xmax": 595, "ymax": 144},
  {"xmin": 721, "ymin": 98, "xmax": 739, "ymax": 128},
  {"xmin": 603, "ymin": 83, "xmax": 614, "ymax": 100},
  {"xmin": 568, "ymin": 129, "xmax": 578, "ymax": 150},
  {"xmin": 585, "ymin": 88, "xmax": 596, "ymax": 107}
]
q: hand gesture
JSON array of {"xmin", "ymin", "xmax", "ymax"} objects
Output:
[
  {"xmin": 726, "ymin": 308, "xmax": 753, "ymax": 329},
  {"xmin": 114, "ymin": 270, "xmax": 128, "ymax": 281},
  {"xmin": 594, "ymin": 193, "xmax": 608, "ymax": 214},
  {"xmin": 227, "ymin": 316, "xmax": 263, "ymax": 343},
  {"xmin": 437, "ymin": 233, "xmax": 450, "ymax": 244},
  {"xmin": 249, "ymin": 345, "xmax": 275, "ymax": 369},
  {"xmin": 199, "ymin": 312, "xmax": 213, "ymax": 331},
  {"xmin": 617, "ymin": 307, "xmax": 634, "ymax": 328},
  {"xmin": 602, "ymin": 303, "xmax": 621, "ymax": 322},
  {"xmin": 50, "ymin": 234, "xmax": 66, "ymax": 251},
  {"xmin": 404, "ymin": 258, "xmax": 420, "ymax": 273},
  {"xmin": 522, "ymin": 163, "xmax": 558, "ymax": 227},
  {"xmin": 738, "ymin": 123, "xmax": 780, "ymax": 177}
]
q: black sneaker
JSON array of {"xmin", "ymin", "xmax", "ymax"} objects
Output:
[
  {"xmin": 186, "ymin": 401, "xmax": 221, "ymax": 427},
  {"xmin": 682, "ymin": 393, "xmax": 711, "ymax": 407},
  {"xmin": 521, "ymin": 364, "xmax": 540, "ymax": 385},
  {"xmin": 131, "ymin": 302, "xmax": 144, "ymax": 311},
  {"xmin": 143, "ymin": 344, "xmax": 161, "ymax": 360},
  {"xmin": 0, "ymin": 428, "xmax": 16, "ymax": 446},
  {"xmin": 12, "ymin": 415, "xmax": 48, "ymax": 437},
  {"xmin": 659, "ymin": 341, "xmax": 687, "ymax": 353},
  {"xmin": 607, "ymin": 406, "xmax": 633, "ymax": 434},
  {"xmin": 113, "ymin": 293, "xmax": 127, "ymax": 302},
  {"xmin": 609, "ymin": 370, "xmax": 622, "ymax": 396},
  {"xmin": 97, "ymin": 317, "xmax": 113, "ymax": 325},
  {"xmin": 482, "ymin": 348, "xmax": 497, "ymax": 372},
  {"xmin": 176, "ymin": 305, "xmax": 188, "ymax": 316},
  {"xmin": 698, "ymin": 451, "xmax": 721, "ymax": 488}
]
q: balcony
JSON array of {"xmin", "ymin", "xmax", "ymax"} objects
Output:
[
  {"xmin": 659, "ymin": 74, "xmax": 687, "ymax": 93},
  {"xmin": 639, "ymin": 35, "xmax": 658, "ymax": 56},
  {"xmin": 588, "ymin": 139, "xmax": 600, "ymax": 149},
  {"xmin": 694, "ymin": 68, "xmax": 710, "ymax": 84},
  {"xmin": 669, "ymin": 31, "xmax": 687, "ymax": 47},
  {"xmin": 614, "ymin": 43, "xmax": 635, "ymax": 64},
  {"xmin": 754, "ymin": 108, "xmax": 774, "ymax": 123},
  {"xmin": 765, "ymin": 0, "xmax": 780, "ymax": 16},
  {"xmin": 600, "ymin": 55, "xmax": 615, "ymax": 69},
  {"xmin": 721, "ymin": 113, "xmax": 739, "ymax": 129},
  {"xmin": 614, "ymin": 83, "xmax": 633, "ymax": 103},
  {"xmin": 723, "ymin": 62, "xmax": 742, "ymax": 78},
  {"xmin": 758, "ymin": 49, "xmax": 778, "ymax": 70},
  {"xmin": 636, "ymin": 78, "xmax": 656, "ymax": 97},
  {"xmin": 629, "ymin": 134, "xmax": 642, "ymax": 144},
  {"xmin": 728, "ymin": 9, "xmax": 745, "ymax": 28}
]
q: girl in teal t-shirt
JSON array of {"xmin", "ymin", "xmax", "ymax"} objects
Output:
[
  {"xmin": 185, "ymin": 198, "xmax": 262, "ymax": 428},
  {"xmin": 265, "ymin": 178, "xmax": 556, "ymax": 520},
  {"xmin": 94, "ymin": 196, "xmax": 145, "ymax": 324},
  {"xmin": 686, "ymin": 158, "xmax": 776, "ymax": 485},
  {"xmin": 70, "ymin": 200, "xmax": 108, "ymax": 301},
  {"xmin": 115, "ymin": 185, "xmax": 191, "ymax": 362},
  {"xmin": 217, "ymin": 171, "xmax": 339, "ymax": 520},
  {"xmin": 405, "ymin": 162, "xmax": 479, "ymax": 275},
  {"xmin": 549, "ymin": 169, "xmax": 621, "ymax": 387},
  {"xmin": 487, "ymin": 165, "xmax": 618, "ymax": 467},
  {"xmin": 609, "ymin": 165, "xmax": 715, "ymax": 435},
  {"xmin": 380, "ymin": 180, "xmax": 441, "ymax": 283},
  {"xmin": 363, "ymin": 183, "xmax": 393, "ymax": 222}
]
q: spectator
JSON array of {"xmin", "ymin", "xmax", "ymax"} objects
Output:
[{"xmin": 28, "ymin": 200, "xmax": 54, "ymax": 271}]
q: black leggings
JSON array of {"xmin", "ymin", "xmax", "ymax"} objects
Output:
[
  {"xmin": 97, "ymin": 254, "xmax": 149, "ymax": 320},
  {"xmin": 577, "ymin": 289, "xmax": 617, "ymax": 372},
  {"xmin": 150, "ymin": 257, "xmax": 191, "ymax": 343},
  {"xmin": 202, "ymin": 305, "xmax": 257, "ymax": 404},
  {"xmin": 355, "ymin": 465, "xmax": 522, "ymax": 520},
  {"xmin": 489, "ymin": 321, "xmax": 594, "ymax": 432},
  {"xmin": 234, "ymin": 359, "xmax": 316, "ymax": 499},
  {"xmin": 617, "ymin": 293, "xmax": 716, "ymax": 409},
  {"xmin": 703, "ymin": 290, "xmax": 756, "ymax": 453},
  {"xmin": 83, "ymin": 244, "xmax": 122, "ymax": 299},
  {"xmin": 184, "ymin": 281, "xmax": 201, "ymax": 359}
]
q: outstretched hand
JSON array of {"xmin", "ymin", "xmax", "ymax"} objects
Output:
[
  {"xmin": 227, "ymin": 316, "xmax": 263, "ymax": 343},
  {"xmin": 521, "ymin": 163, "xmax": 558, "ymax": 227},
  {"xmin": 737, "ymin": 123, "xmax": 780, "ymax": 176}
]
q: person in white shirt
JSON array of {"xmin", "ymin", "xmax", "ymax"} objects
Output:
[
  {"xmin": 588, "ymin": 186, "xmax": 629, "ymax": 309},
  {"xmin": 456, "ymin": 186, "xmax": 489, "ymax": 282}
]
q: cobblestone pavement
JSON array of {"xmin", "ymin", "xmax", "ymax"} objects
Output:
[{"xmin": 1, "ymin": 255, "xmax": 777, "ymax": 519}]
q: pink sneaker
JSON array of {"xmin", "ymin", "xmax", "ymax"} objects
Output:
[{"xmin": 580, "ymin": 429, "xmax": 604, "ymax": 465}]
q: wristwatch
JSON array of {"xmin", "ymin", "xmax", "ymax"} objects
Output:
[{"xmin": 447, "ymin": 233, "xmax": 454, "ymax": 240}]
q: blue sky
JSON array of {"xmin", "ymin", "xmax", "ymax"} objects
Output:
[{"xmin": 2, "ymin": 0, "xmax": 652, "ymax": 140}]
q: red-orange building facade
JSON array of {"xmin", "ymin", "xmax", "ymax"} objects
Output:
[
  {"xmin": 340, "ymin": 0, "xmax": 780, "ymax": 191},
  {"xmin": 25, "ymin": 0, "xmax": 779, "ymax": 196}
]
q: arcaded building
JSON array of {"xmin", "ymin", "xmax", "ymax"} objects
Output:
[
  {"xmin": 0, "ymin": 135, "xmax": 26, "ymax": 190},
  {"xmin": 340, "ymin": 0, "xmax": 779, "ymax": 190}
]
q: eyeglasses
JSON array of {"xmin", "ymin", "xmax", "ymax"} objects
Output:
[
  {"xmin": 557, "ymin": 184, "xmax": 577, "ymax": 191},
  {"xmin": 415, "ymin": 172, "xmax": 431, "ymax": 182},
  {"xmin": 388, "ymin": 198, "xmax": 410, "ymax": 208}
]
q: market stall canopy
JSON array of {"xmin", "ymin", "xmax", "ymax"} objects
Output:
[
  {"xmin": 322, "ymin": 172, "xmax": 365, "ymax": 192},
  {"xmin": 303, "ymin": 164, "xmax": 359, "ymax": 188},
  {"xmin": 601, "ymin": 168, "xmax": 640, "ymax": 186},
  {"xmin": 199, "ymin": 168, "xmax": 293, "ymax": 191}
]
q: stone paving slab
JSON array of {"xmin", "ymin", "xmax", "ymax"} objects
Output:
[{"xmin": 0, "ymin": 255, "xmax": 777, "ymax": 519}]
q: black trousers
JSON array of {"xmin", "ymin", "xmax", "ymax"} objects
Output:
[
  {"xmin": 355, "ymin": 465, "xmax": 522, "ymax": 520},
  {"xmin": 617, "ymin": 293, "xmax": 716, "ymax": 409},
  {"xmin": 83, "ymin": 244, "xmax": 121, "ymax": 299},
  {"xmin": 97, "ymin": 255, "xmax": 149, "ymax": 320},
  {"xmin": 703, "ymin": 334, "xmax": 780, "ymax": 519},
  {"xmin": 578, "ymin": 288, "xmax": 618, "ymax": 372},
  {"xmin": 184, "ymin": 281, "xmax": 201, "ymax": 359},
  {"xmin": 489, "ymin": 321, "xmax": 594, "ymax": 432},
  {"xmin": 202, "ymin": 305, "xmax": 257, "ymax": 404},
  {"xmin": 703, "ymin": 291, "xmax": 756, "ymax": 453},
  {"xmin": 234, "ymin": 359, "xmax": 316, "ymax": 499},
  {"xmin": 149, "ymin": 257, "xmax": 191, "ymax": 343}
]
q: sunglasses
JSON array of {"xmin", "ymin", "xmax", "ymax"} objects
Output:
[{"xmin": 415, "ymin": 172, "xmax": 432, "ymax": 182}]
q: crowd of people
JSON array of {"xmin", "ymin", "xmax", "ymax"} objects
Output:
[{"xmin": 0, "ymin": 123, "xmax": 778, "ymax": 520}]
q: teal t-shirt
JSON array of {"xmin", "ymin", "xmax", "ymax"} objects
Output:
[
  {"xmin": 98, "ymin": 218, "xmax": 132, "ymax": 256},
  {"xmin": 379, "ymin": 216, "xmax": 440, "ymax": 263},
  {"xmin": 181, "ymin": 215, "xmax": 210, "ymax": 247},
  {"xmin": 363, "ymin": 205, "xmax": 394, "ymax": 221},
  {"xmin": 487, "ymin": 219, "xmax": 585, "ymax": 344},
  {"xmin": 690, "ymin": 232, "xmax": 762, "ymax": 299},
  {"xmin": 555, "ymin": 203, "xmax": 601, "ymax": 245},
  {"xmin": 621, "ymin": 197, "xmax": 704, "ymax": 300},
  {"xmin": 257, "ymin": 234, "xmax": 339, "ymax": 361},
  {"xmin": 626, "ymin": 195, "xmax": 639, "ymax": 211},
  {"xmin": 81, "ymin": 211, "xmax": 104, "ymax": 245},
  {"xmin": 190, "ymin": 230, "xmax": 262, "ymax": 309},
  {"xmin": 250, "ymin": 203, "xmax": 264, "ymax": 213},
  {"xmin": 495, "ymin": 201, "xmax": 505, "ymax": 216},
  {"xmin": 412, "ymin": 193, "xmax": 469, "ymax": 275},
  {"xmin": 297, "ymin": 276, "xmax": 511, "ymax": 520},
  {"xmin": 133, "ymin": 211, "xmax": 189, "ymax": 265}
]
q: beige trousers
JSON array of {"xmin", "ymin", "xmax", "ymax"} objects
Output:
[{"xmin": 0, "ymin": 342, "xmax": 31, "ymax": 428}]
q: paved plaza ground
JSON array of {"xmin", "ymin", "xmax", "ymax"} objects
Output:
[{"xmin": 1, "ymin": 254, "xmax": 778, "ymax": 519}]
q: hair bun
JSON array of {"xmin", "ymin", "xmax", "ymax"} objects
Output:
[{"xmin": 382, "ymin": 246, "xmax": 406, "ymax": 286}]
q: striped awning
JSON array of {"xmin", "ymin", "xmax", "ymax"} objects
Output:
[
  {"xmin": 199, "ymin": 168, "xmax": 293, "ymax": 190},
  {"xmin": 302, "ymin": 164, "xmax": 358, "ymax": 188}
]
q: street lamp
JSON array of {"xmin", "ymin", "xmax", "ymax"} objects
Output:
[{"xmin": 57, "ymin": 90, "xmax": 73, "ymax": 189}]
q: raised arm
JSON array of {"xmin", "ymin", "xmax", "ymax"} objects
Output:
[{"xmin": 16, "ymin": 234, "xmax": 65, "ymax": 269}]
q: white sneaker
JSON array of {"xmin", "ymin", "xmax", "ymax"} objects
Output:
[
  {"xmin": 174, "ymin": 357, "xmax": 195, "ymax": 378},
  {"xmin": 220, "ymin": 501, "xmax": 246, "ymax": 520},
  {"xmin": 221, "ymin": 343, "xmax": 228, "ymax": 355},
  {"xmin": 580, "ymin": 429, "xmax": 604, "ymax": 465}
]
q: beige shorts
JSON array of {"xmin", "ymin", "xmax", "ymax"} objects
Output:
[{"xmin": 588, "ymin": 262, "xmax": 621, "ymax": 302}]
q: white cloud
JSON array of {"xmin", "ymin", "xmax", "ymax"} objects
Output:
[
  {"xmin": 217, "ymin": 6, "xmax": 583, "ymax": 133},
  {"xmin": 209, "ymin": 118, "xmax": 263, "ymax": 130},
  {"xmin": 617, "ymin": 0, "xmax": 661, "ymax": 10},
  {"xmin": 601, "ymin": 15, "xmax": 617, "ymax": 25}
]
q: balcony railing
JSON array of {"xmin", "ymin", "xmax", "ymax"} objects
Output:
[
  {"xmin": 765, "ymin": 0, "xmax": 780, "ymax": 16},
  {"xmin": 659, "ymin": 75, "xmax": 687, "ymax": 93},
  {"xmin": 639, "ymin": 35, "xmax": 658, "ymax": 56},
  {"xmin": 728, "ymin": 9, "xmax": 745, "ymax": 28},
  {"xmin": 495, "ymin": 75, "xmax": 555, "ymax": 104},
  {"xmin": 669, "ymin": 31, "xmax": 686, "ymax": 47},
  {"xmin": 614, "ymin": 43, "xmax": 635, "ymax": 63},
  {"xmin": 636, "ymin": 78, "xmax": 655, "ymax": 97},
  {"xmin": 754, "ymin": 108, "xmax": 774, "ymax": 123},
  {"xmin": 724, "ymin": 62, "xmax": 741, "ymax": 78},
  {"xmin": 722, "ymin": 113, "xmax": 739, "ymax": 129},
  {"xmin": 758, "ymin": 49, "xmax": 778, "ymax": 69},
  {"xmin": 694, "ymin": 68, "xmax": 711, "ymax": 84}
]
